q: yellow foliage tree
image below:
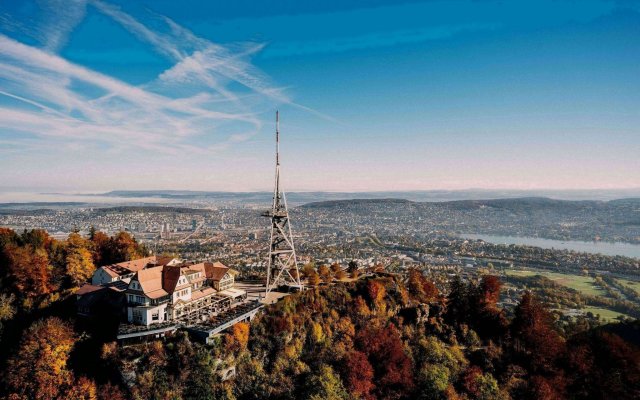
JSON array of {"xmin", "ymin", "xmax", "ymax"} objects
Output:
[
  {"xmin": 312, "ymin": 322, "xmax": 326, "ymax": 344},
  {"xmin": 66, "ymin": 376, "xmax": 97, "ymax": 400},
  {"xmin": 7, "ymin": 318, "xmax": 76, "ymax": 400},
  {"xmin": 65, "ymin": 233, "xmax": 95, "ymax": 286},
  {"xmin": 308, "ymin": 271, "xmax": 320, "ymax": 286},
  {"xmin": 318, "ymin": 264, "xmax": 331, "ymax": 281}
]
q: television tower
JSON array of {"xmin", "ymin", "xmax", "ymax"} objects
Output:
[{"xmin": 262, "ymin": 111, "xmax": 303, "ymax": 294}]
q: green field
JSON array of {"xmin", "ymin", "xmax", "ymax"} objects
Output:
[
  {"xmin": 616, "ymin": 278, "xmax": 640, "ymax": 290},
  {"xmin": 506, "ymin": 270, "xmax": 606, "ymax": 297},
  {"xmin": 582, "ymin": 306, "xmax": 631, "ymax": 321},
  {"xmin": 506, "ymin": 269, "xmax": 636, "ymax": 322}
]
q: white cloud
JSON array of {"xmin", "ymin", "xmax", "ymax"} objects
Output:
[
  {"xmin": 0, "ymin": 0, "xmax": 290, "ymax": 156},
  {"xmin": 91, "ymin": 0, "xmax": 290, "ymax": 105},
  {"xmin": 37, "ymin": 0, "xmax": 88, "ymax": 52}
]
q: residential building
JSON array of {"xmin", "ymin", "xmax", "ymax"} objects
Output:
[
  {"xmin": 124, "ymin": 261, "xmax": 245, "ymax": 326},
  {"xmin": 204, "ymin": 261, "xmax": 236, "ymax": 291},
  {"xmin": 126, "ymin": 267, "xmax": 171, "ymax": 325},
  {"xmin": 80, "ymin": 256, "xmax": 247, "ymax": 327}
]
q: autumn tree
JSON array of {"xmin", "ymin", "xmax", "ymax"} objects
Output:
[
  {"xmin": 511, "ymin": 292, "xmax": 565, "ymax": 375},
  {"xmin": 308, "ymin": 270, "xmax": 320, "ymax": 286},
  {"xmin": 357, "ymin": 323, "xmax": 414, "ymax": 399},
  {"xmin": 7, "ymin": 318, "xmax": 78, "ymax": 400},
  {"xmin": 96, "ymin": 383, "xmax": 127, "ymax": 400},
  {"xmin": 19, "ymin": 229, "xmax": 52, "ymax": 249},
  {"xmin": 65, "ymin": 376, "xmax": 98, "ymax": 400},
  {"xmin": 305, "ymin": 364, "xmax": 349, "ymax": 400},
  {"xmin": 90, "ymin": 230, "xmax": 111, "ymax": 266},
  {"xmin": 407, "ymin": 268, "xmax": 439, "ymax": 303},
  {"xmin": 565, "ymin": 329, "xmax": 640, "ymax": 400},
  {"xmin": 478, "ymin": 275, "xmax": 502, "ymax": 311},
  {"xmin": 330, "ymin": 263, "xmax": 342, "ymax": 274},
  {"xmin": 231, "ymin": 321, "xmax": 250, "ymax": 350},
  {"xmin": 93, "ymin": 231, "xmax": 147, "ymax": 266},
  {"xmin": 472, "ymin": 275, "xmax": 507, "ymax": 339},
  {"xmin": 318, "ymin": 264, "xmax": 332, "ymax": 284},
  {"xmin": 341, "ymin": 350, "xmax": 375, "ymax": 400},
  {"xmin": 414, "ymin": 335, "xmax": 467, "ymax": 399},
  {"xmin": 301, "ymin": 262, "xmax": 315, "ymax": 279},
  {"xmin": 475, "ymin": 372, "xmax": 504, "ymax": 400},
  {"xmin": 5, "ymin": 244, "xmax": 54, "ymax": 301},
  {"xmin": 366, "ymin": 279, "xmax": 386, "ymax": 309},
  {"xmin": 65, "ymin": 233, "xmax": 95, "ymax": 286},
  {"xmin": 0, "ymin": 293, "xmax": 16, "ymax": 340},
  {"xmin": 418, "ymin": 363, "xmax": 450, "ymax": 400},
  {"xmin": 0, "ymin": 228, "xmax": 19, "ymax": 280}
]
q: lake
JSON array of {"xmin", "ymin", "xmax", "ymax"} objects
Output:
[{"xmin": 461, "ymin": 234, "xmax": 640, "ymax": 259}]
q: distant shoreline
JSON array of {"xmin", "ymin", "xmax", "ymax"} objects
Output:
[{"xmin": 461, "ymin": 233, "xmax": 640, "ymax": 259}]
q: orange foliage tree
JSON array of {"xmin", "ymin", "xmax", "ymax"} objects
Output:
[
  {"xmin": 512, "ymin": 292, "xmax": 565, "ymax": 375},
  {"xmin": 308, "ymin": 270, "xmax": 320, "ymax": 286},
  {"xmin": 357, "ymin": 323, "xmax": 414, "ymax": 399},
  {"xmin": 366, "ymin": 280, "xmax": 386, "ymax": 309},
  {"xmin": 232, "ymin": 322, "xmax": 250, "ymax": 350},
  {"xmin": 407, "ymin": 268, "xmax": 439, "ymax": 303},
  {"xmin": 7, "ymin": 317, "xmax": 80, "ymax": 400},
  {"xmin": 342, "ymin": 350, "xmax": 375, "ymax": 400},
  {"xmin": 6, "ymin": 245, "xmax": 54, "ymax": 300},
  {"xmin": 478, "ymin": 275, "xmax": 502, "ymax": 310}
]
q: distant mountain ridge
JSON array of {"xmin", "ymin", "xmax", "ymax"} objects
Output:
[
  {"xmin": 300, "ymin": 196, "xmax": 640, "ymax": 209},
  {"xmin": 92, "ymin": 189, "xmax": 640, "ymax": 203}
]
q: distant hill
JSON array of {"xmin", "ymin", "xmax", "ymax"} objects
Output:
[
  {"xmin": 92, "ymin": 189, "xmax": 640, "ymax": 203},
  {"xmin": 93, "ymin": 206, "xmax": 209, "ymax": 215},
  {"xmin": 299, "ymin": 197, "xmax": 640, "ymax": 244},
  {"xmin": 300, "ymin": 196, "xmax": 640, "ymax": 210},
  {"xmin": 301, "ymin": 198, "xmax": 416, "ymax": 209}
]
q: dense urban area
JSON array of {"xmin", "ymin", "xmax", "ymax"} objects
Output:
[{"xmin": 0, "ymin": 195, "xmax": 639, "ymax": 399}]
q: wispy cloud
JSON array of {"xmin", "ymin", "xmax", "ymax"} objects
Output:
[
  {"xmin": 91, "ymin": 1, "xmax": 295, "ymax": 106},
  {"xmin": 0, "ymin": 0, "xmax": 293, "ymax": 155},
  {"xmin": 38, "ymin": 0, "xmax": 88, "ymax": 52}
]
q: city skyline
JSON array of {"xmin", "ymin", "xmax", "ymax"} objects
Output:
[{"xmin": 1, "ymin": 0, "xmax": 639, "ymax": 192}]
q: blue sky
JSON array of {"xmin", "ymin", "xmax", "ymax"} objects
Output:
[{"xmin": 0, "ymin": 0, "xmax": 638, "ymax": 192}]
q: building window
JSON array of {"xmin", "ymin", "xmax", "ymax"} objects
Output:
[
  {"xmin": 132, "ymin": 309, "xmax": 143, "ymax": 323},
  {"xmin": 152, "ymin": 312, "xmax": 159, "ymax": 321}
]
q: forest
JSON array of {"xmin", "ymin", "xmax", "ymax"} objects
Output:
[{"xmin": 0, "ymin": 228, "xmax": 639, "ymax": 399}]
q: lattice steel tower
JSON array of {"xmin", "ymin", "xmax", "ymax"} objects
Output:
[{"xmin": 262, "ymin": 111, "xmax": 303, "ymax": 294}]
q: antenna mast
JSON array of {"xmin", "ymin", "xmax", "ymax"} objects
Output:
[{"xmin": 262, "ymin": 111, "xmax": 303, "ymax": 295}]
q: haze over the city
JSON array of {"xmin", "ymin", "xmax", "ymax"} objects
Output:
[{"xmin": 1, "ymin": 0, "xmax": 639, "ymax": 193}]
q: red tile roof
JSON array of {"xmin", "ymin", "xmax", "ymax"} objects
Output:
[
  {"xmin": 203, "ymin": 261, "xmax": 230, "ymax": 281},
  {"xmin": 162, "ymin": 265, "xmax": 181, "ymax": 294},
  {"xmin": 135, "ymin": 267, "xmax": 169, "ymax": 299},
  {"xmin": 101, "ymin": 256, "xmax": 179, "ymax": 278},
  {"xmin": 76, "ymin": 284, "xmax": 104, "ymax": 296}
]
